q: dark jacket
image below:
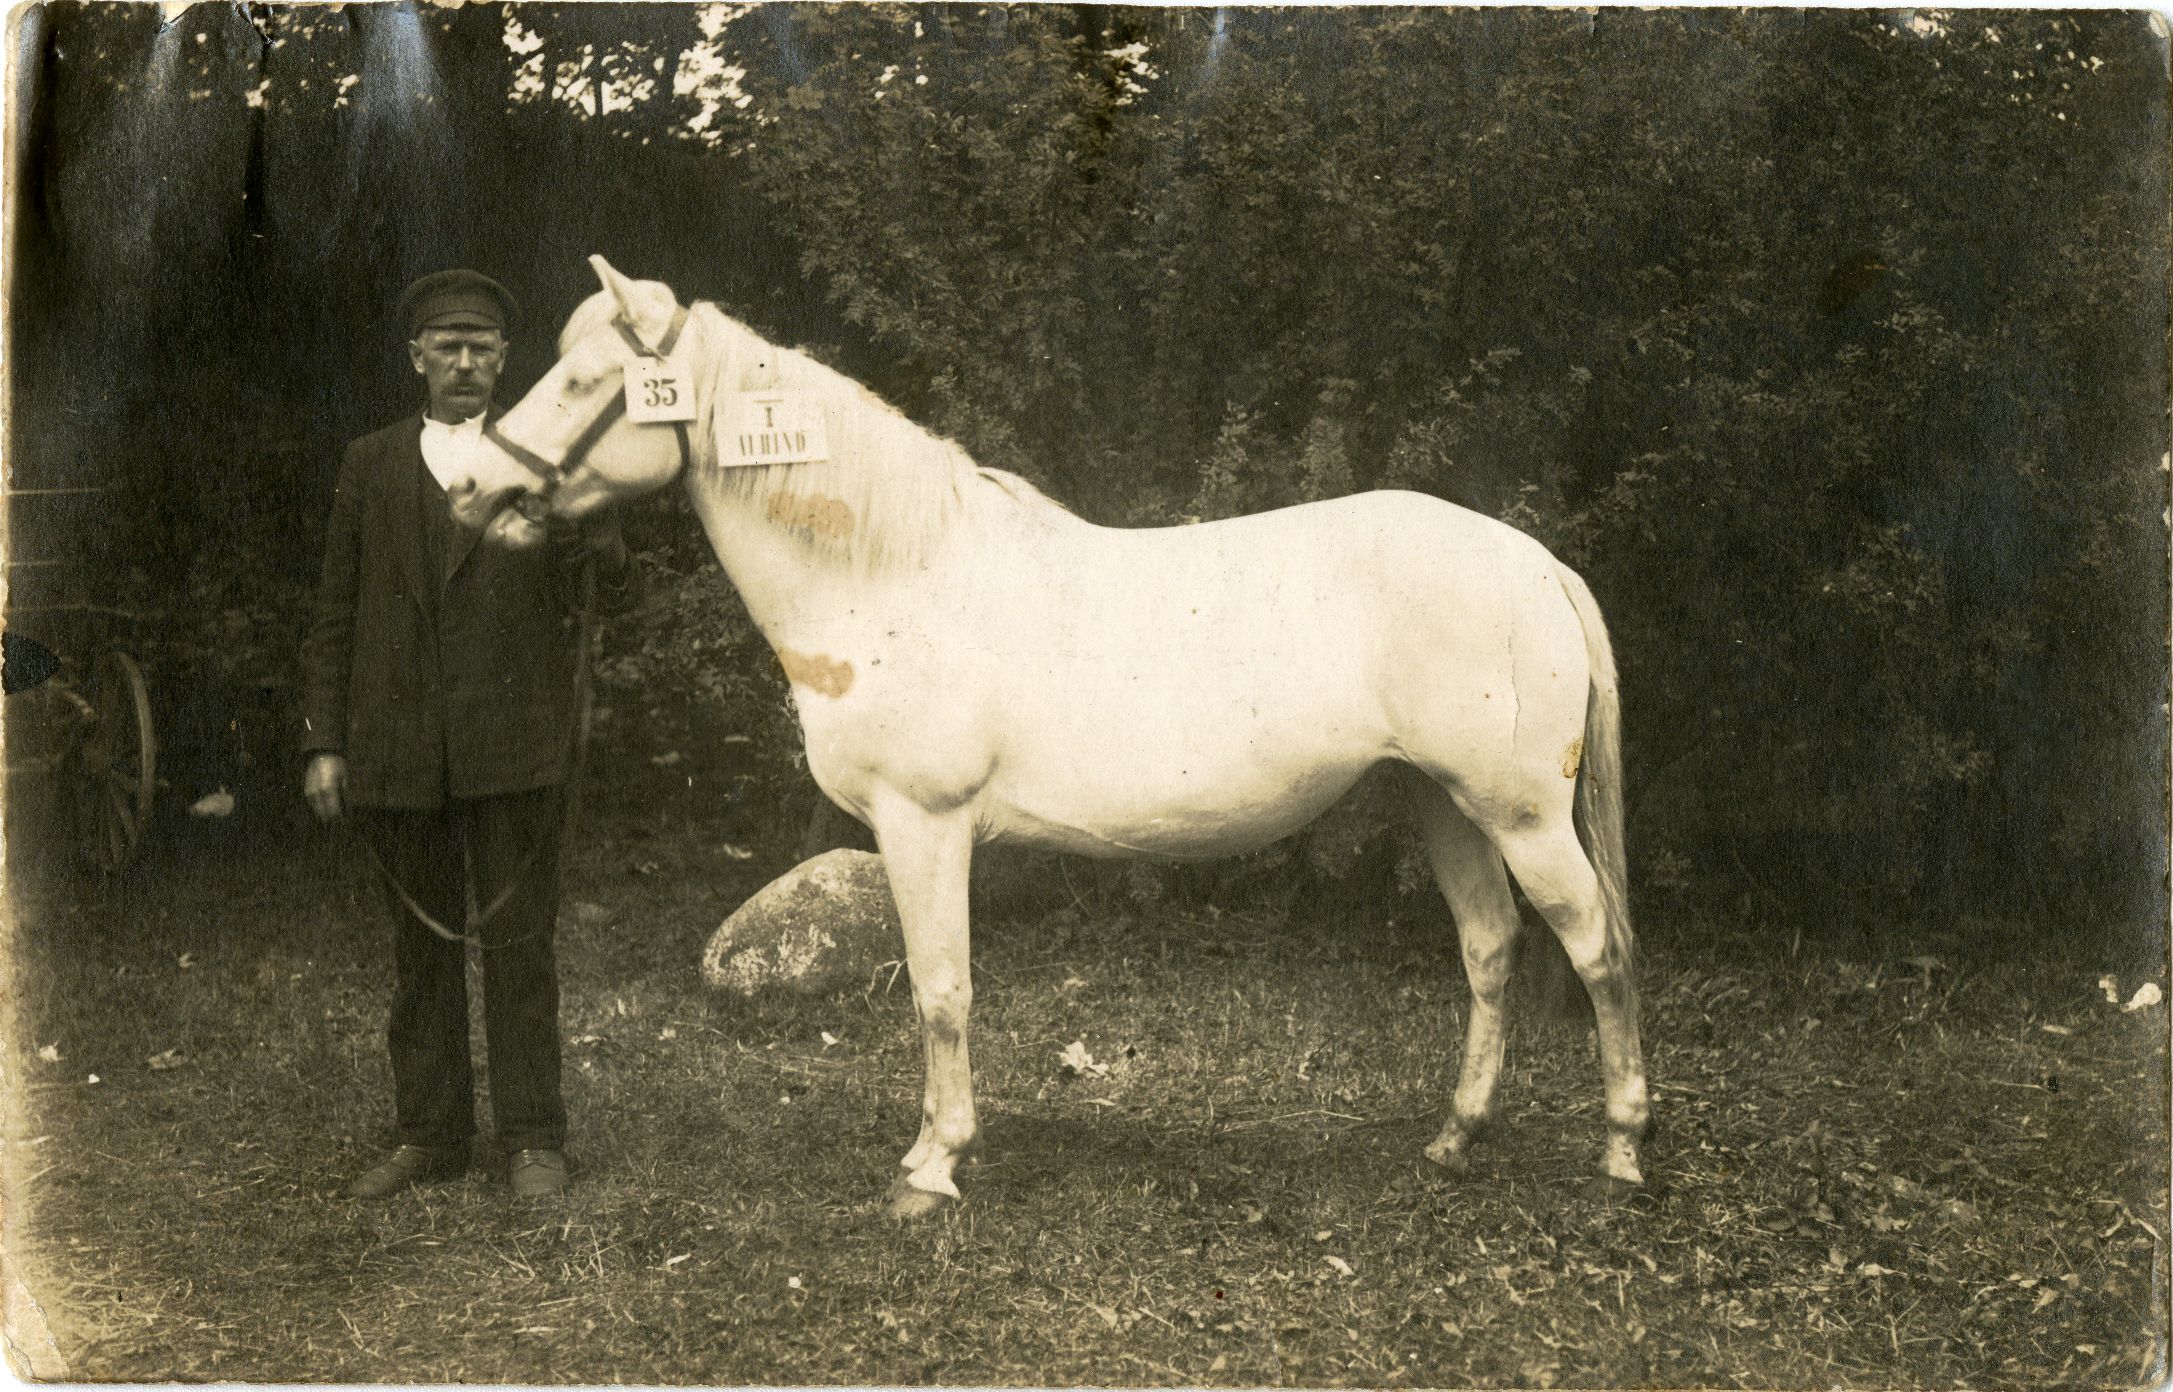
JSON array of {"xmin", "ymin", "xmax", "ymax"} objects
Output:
[{"xmin": 301, "ymin": 415, "xmax": 611, "ymax": 810}]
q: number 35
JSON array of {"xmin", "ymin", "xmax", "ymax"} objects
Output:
[{"xmin": 643, "ymin": 379, "xmax": 679, "ymax": 408}]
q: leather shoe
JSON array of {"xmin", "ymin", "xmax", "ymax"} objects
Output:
[
  {"xmin": 347, "ymin": 1144, "xmax": 468, "ymax": 1200},
  {"xmin": 507, "ymin": 1148, "xmax": 568, "ymax": 1199}
]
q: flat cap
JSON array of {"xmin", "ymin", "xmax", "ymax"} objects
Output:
[{"xmin": 399, "ymin": 269, "xmax": 519, "ymax": 338}]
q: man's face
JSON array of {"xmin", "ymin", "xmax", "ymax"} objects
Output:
[{"xmin": 409, "ymin": 326, "xmax": 507, "ymax": 421}]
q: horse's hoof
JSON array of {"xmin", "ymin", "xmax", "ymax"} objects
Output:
[
  {"xmin": 1581, "ymin": 1174, "xmax": 1641, "ymax": 1204},
  {"xmin": 1422, "ymin": 1141, "xmax": 1472, "ymax": 1175},
  {"xmin": 885, "ymin": 1177, "xmax": 958, "ymax": 1221}
]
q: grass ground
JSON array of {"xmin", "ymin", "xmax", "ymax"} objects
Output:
[{"xmin": 3, "ymin": 754, "xmax": 2166, "ymax": 1388}]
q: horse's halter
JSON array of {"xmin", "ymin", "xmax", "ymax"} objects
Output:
[{"xmin": 478, "ymin": 303, "xmax": 694, "ymax": 524}]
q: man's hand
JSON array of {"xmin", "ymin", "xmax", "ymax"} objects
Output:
[{"xmin": 304, "ymin": 753, "xmax": 347, "ymax": 822}]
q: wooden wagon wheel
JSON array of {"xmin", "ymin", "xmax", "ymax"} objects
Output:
[{"xmin": 73, "ymin": 650, "xmax": 156, "ymax": 872}]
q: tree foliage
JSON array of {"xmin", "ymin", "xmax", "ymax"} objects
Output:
[
  {"xmin": 9, "ymin": 4, "xmax": 2164, "ymax": 961},
  {"xmin": 714, "ymin": 7, "xmax": 2168, "ymax": 957}
]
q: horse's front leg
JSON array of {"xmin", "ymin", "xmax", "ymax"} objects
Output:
[{"xmin": 870, "ymin": 797, "xmax": 979, "ymax": 1218}]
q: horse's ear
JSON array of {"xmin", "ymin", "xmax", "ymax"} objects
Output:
[{"xmin": 590, "ymin": 255, "xmax": 639, "ymax": 316}]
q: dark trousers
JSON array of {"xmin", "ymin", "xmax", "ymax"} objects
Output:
[{"xmin": 356, "ymin": 787, "xmax": 566, "ymax": 1154}]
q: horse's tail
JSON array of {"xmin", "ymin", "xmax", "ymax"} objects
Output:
[{"xmin": 1557, "ymin": 563, "xmax": 1634, "ymax": 974}]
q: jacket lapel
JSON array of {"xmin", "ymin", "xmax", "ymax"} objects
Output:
[
  {"xmin": 387, "ymin": 417, "xmax": 436, "ymax": 616},
  {"xmin": 440, "ymin": 483, "xmax": 485, "ymax": 583}
]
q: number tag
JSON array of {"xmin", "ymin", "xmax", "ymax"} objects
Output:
[
  {"xmin": 625, "ymin": 359, "xmax": 696, "ymax": 424},
  {"xmin": 721, "ymin": 392, "xmax": 829, "ymax": 467}
]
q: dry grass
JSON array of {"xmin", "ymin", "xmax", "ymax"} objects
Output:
[{"xmin": 4, "ymin": 777, "xmax": 2165, "ymax": 1387}]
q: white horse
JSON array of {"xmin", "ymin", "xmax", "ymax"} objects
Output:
[{"xmin": 448, "ymin": 256, "xmax": 1650, "ymax": 1217}]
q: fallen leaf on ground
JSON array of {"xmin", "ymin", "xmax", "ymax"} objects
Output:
[
  {"xmin": 147, "ymin": 1049, "xmax": 186, "ymax": 1072},
  {"xmin": 721, "ymin": 844, "xmax": 754, "ymax": 861},
  {"xmin": 1324, "ymin": 1255, "xmax": 1356, "ymax": 1277},
  {"xmin": 2121, "ymin": 982, "xmax": 2162, "ymax": 1012},
  {"xmin": 1059, "ymin": 1039, "xmax": 1107, "ymax": 1078},
  {"xmin": 2098, "ymin": 974, "xmax": 2121, "ymax": 1004},
  {"xmin": 36, "ymin": 1044, "xmax": 59, "ymax": 1063},
  {"xmin": 176, "ymin": 953, "xmax": 195, "ymax": 970}
]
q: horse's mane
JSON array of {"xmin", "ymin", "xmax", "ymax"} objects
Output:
[{"xmin": 578, "ymin": 297, "xmax": 1066, "ymax": 573}]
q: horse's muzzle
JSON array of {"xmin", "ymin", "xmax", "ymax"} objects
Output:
[{"xmin": 510, "ymin": 487, "xmax": 555, "ymax": 526}]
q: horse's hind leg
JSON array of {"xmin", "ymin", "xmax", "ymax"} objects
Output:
[
  {"xmin": 1412, "ymin": 779, "xmax": 1522, "ymax": 1174},
  {"xmin": 1491, "ymin": 818, "xmax": 1649, "ymax": 1191}
]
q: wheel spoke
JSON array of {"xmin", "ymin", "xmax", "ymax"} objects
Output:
[
  {"xmin": 76, "ymin": 650, "xmax": 157, "ymax": 871},
  {"xmin": 105, "ymin": 782, "xmax": 136, "ymax": 842},
  {"xmin": 108, "ymin": 769, "xmax": 149, "ymax": 813}
]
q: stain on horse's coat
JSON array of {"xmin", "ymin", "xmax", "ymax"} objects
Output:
[
  {"xmin": 779, "ymin": 648, "xmax": 854, "ymax": 698},
  {"xmin": 766, "ymin": 491, "xmax": 856, "ymax": 539},
  {"xmin": 1562, "ymin": 736, "xmax": 1584, "ymax": 779}
]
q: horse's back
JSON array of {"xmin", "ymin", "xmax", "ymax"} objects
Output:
[
  {"xmin": 1125, "ymin": 489, "xmax": 1556, "ymax": 583},
  {"xmin": 1016, "ymin": 489, "xmax": 1575, "ymax": 648}
]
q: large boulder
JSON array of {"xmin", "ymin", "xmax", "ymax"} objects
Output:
[{"xmin": 702, "ymin": 849, "xmax": 903, "ymax": 998}]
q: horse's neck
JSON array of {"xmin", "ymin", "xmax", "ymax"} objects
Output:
[
  {"xmin": 682, "ymin": 475, "xmax": 816, "ymax": 641},
  {"xmin": 679, "ymin": 311, "xmax": 1049, "ymax": 637},
  {"xmin": 684, "ymin": 468, "xmax": 932, "ymax": 653}
]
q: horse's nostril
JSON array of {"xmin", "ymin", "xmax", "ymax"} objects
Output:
[
  {"xmin": 511, "ymin": 489, "xmax": 552, "ymax": 525},
  {"xmin": 450, "ymin": 478, "xmax": 476, "ymax": 498}
]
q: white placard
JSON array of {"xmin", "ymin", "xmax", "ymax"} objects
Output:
[
  {"xmin": 626, "ymin": 359, "xmax": 696, "ymax": 424},
  {"xmin": 722, "ymin": 393, "xmax": 829, "ymax": 467}
]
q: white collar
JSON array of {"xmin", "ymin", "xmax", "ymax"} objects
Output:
[{"xmin": 421, "ymin": 411, "xmax": 487, "ymax": 436}]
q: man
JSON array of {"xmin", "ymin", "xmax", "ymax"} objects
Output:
[{"xmin": 301, "ymin": 269, "xmax": 632, "ymax": 1201}]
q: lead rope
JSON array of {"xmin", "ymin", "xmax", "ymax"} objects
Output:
[{"xmin": 362, "ymin": 556, "xmax": 601, "ymax": 951}]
